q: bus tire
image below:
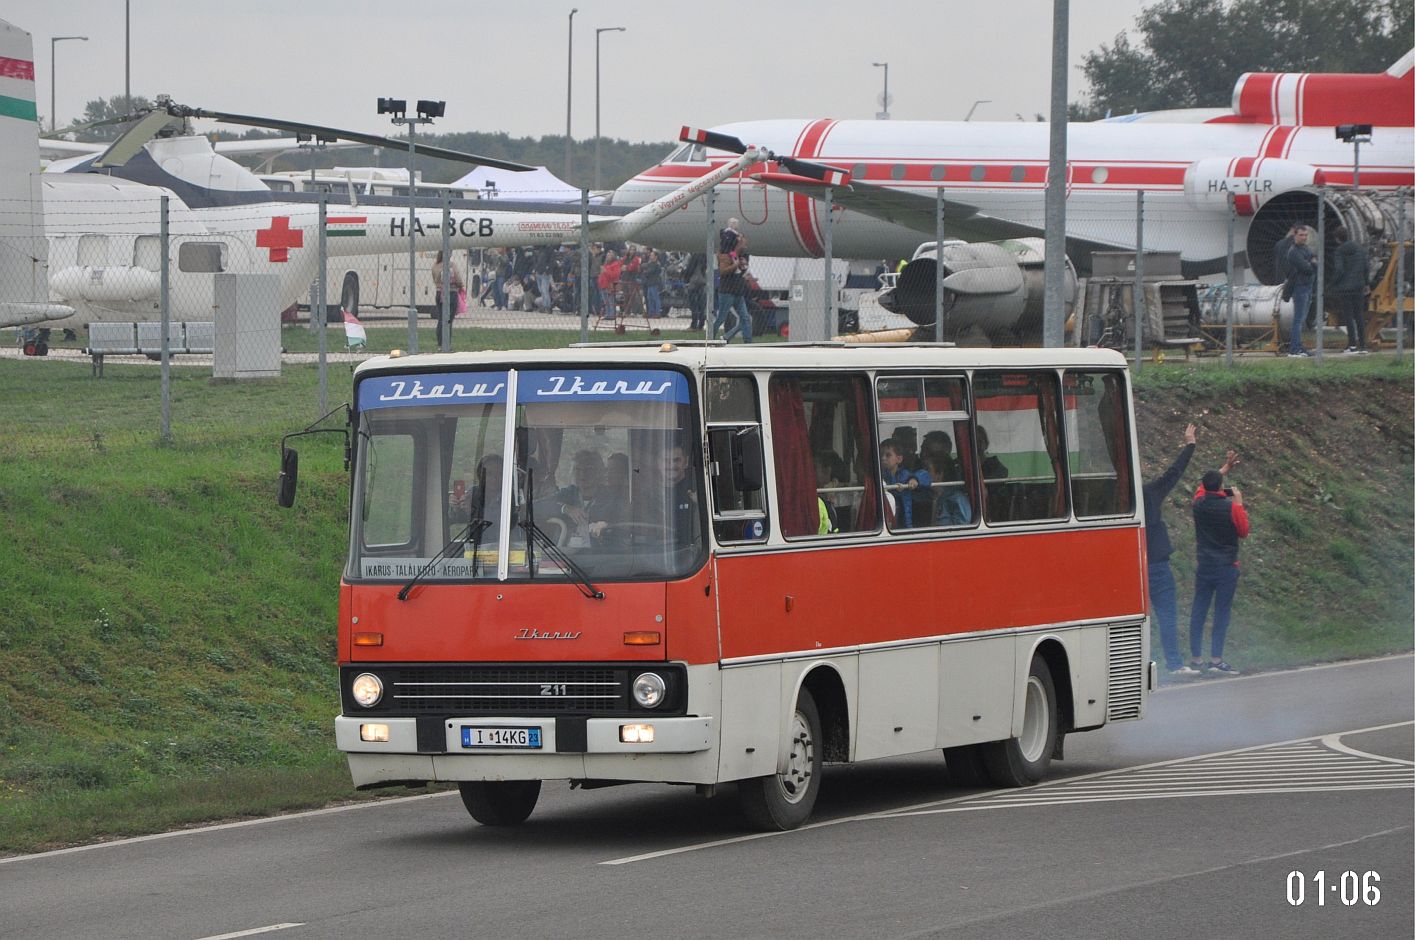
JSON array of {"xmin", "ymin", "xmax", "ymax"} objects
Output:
[
  {"xmin": 942, "ymin": 744, "xmax": 990, "ymax": 788},
  {"xmin": 340, "ymin": 273, "xmax": 359, "ymax": 321},
  {"xmin": 738, "ymin": 687, "xmax": 822, "ymax": 831},
  {"xmin": 457, "ymin": 780, "xmax": 541, "ymax": 826},
  {"xmin": 981, "ymin": 654, "xmax": 1058, "ymax": 787}
]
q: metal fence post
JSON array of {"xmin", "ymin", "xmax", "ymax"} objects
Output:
[
  {"xmin": 579, "ymin": 189, "xmax": 590, "ymax": 344},
  {"xmin": 823, "ymin": 186, "xmax": 834, "ymax": 339},
  {"xmin": 1315, "ymin": 186, "xmax": 1325, "ymax": 362},
  {"xmin": 704, "ymin": 186, "xmax": 716, "ymax": 339},
  {"xmin": 935, "ymin": 187, "xmax": 945, "ymax": 343},
  {"xmin": 1398, "ymin": 192, "xmax": 1407, "ymax": 359},
  {"xmin": 440, "ymin": 191, "xmax": 452, "ymax": 353},
  {"xmin": 318, "ymin": 193, "xmax": 329, "ymax": 414},
  {"xmin": 1225, "ymin": 193, "xmax": 1236, "ymax": 367},
  {"xmin": 1133, "ymin": 189, "xmax": 1144, "ymax": 371},
  {"xmin": 159, "ymin": 193, "xmax": 171, "ymax": 443}
]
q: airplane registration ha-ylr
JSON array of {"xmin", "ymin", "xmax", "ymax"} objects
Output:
[{"xmin": 614, "ymin": 51, "xmax": 1415, "ymax": 289}]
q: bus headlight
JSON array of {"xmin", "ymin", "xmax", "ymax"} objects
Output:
[
  {"xmin": 632, "ymin": 672, "xmax": 666, "ymax": 708},
  {"xmin": 351, "ymin": 672, "xmax": 384, "ymax": 708}
]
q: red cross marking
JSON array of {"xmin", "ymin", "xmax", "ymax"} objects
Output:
[{"xmin": 255, "ymin": 216, "xmax": 304, "ymax": 262}]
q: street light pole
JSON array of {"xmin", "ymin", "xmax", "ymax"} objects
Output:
[
  {"xmin": 565, "ymin": 8, "xmax": 577, "ymax": 180},
  {"xmin": 50, "ymin": 35, "xmax": 88, "ymax": 133},
  {"xmin": 964, "ymin": 99, "xmax": 991, "ymax": 121},
  {"xmin": 594, "ymin": 26, "xmax": 626, "ymax": 192},
  {"xmin": 872, "ymin": 61, "xmax": 889, "ymax": 119},
  {"xmin": 379, "ymin": 97, "xmax": 443, "ymax": 354}
]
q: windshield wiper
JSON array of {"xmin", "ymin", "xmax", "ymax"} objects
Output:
[
  {"xmin": 520, "ymin": 520, "xmax": 605, "ymax": 600},
  {"xmin": 397, "ymin": 518, "xmax": 492, "ymax": 601}
]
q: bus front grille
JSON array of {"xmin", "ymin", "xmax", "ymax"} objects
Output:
[{"xmin": 389, "ymin": 666, "xmax": 625, "ymax": 714}]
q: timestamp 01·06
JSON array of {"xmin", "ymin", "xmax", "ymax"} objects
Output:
[{"xmin": 1286, "ymin": 870, "xmax": 1381, "ymax": 906}]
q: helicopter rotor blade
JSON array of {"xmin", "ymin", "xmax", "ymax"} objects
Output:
[
  {"xmin": 174, "ymin": 106, "xmax": 534, "ymax": 172},
  {"xmin": 92, "ymin": 110, "xmax": 182, "ymax": 168},
  {"xmin": 679, "ymin": 126, "xmax": 749, "ymax": 155},
  {"xmin": 776, "ymin": 156, "xmax": 850, "ymax": 186}
]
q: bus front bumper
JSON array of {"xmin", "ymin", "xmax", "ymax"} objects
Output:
[{"xmin": 337, "ymin": 714, "xmax": 717, "ymax": 788}]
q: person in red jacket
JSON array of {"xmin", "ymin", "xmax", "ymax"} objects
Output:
[
  {"xmin": 597, "ymin": 250, "xmax": 623, "ymax": 321},
  {"xmin": 1188, "ymin": 467, "xmax": 1251, "ymax": 675}
]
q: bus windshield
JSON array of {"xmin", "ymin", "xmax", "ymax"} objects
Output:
[{"xmin": 352, "ymin": 367, "xmax": 702, "ymax": 584}]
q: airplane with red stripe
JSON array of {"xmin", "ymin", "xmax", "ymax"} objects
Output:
[{"xmin": 614, "ymin": 52, "xmax": 1413, "ymax": 291}]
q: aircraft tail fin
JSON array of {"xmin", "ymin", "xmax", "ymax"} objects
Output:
[{"xmin": 0, "ymin": 18, "xmax": 73, "ymax": 327}]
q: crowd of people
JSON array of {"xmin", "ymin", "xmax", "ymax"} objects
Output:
[
  {"xmin": 434, "ymin": 218, "xmax": 768, "ymax": 342},
  {"xmin": 1274, "ymin": 224, "xmax": 1374, "ymax": 357}
]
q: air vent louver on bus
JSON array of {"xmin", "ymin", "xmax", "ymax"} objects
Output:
[{"xmin": 1106, "ymin": 623, "xmax": 1145, "ymax": 720}]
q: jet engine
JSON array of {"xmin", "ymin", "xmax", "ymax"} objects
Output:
[
  {"xmin": 1246, "ymin": 188, "xmax": 1412, "ymax": 285},
  {"xmin": 877, "ymin": 238, "xmax": 1076, "ymax": 345}
]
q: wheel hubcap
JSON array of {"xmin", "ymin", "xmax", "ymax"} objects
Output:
[
  {"xmin": 1018, "ymin": 676, "xmax": 1049, "ymax": 763},
  {"xmin": 775, "ymin": 709, "xmax": 815, "ymax": 804}
]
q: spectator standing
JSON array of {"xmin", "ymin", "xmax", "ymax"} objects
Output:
[
  {"xmin": 1188, "ymin": 459, "xmax": 1249, "ymax": 676},
  {"xmin": 713, "ymin": 229, "xmax": 753, "ymax": 343},
  {"xmin": 597, "ymin": 249, "xmax": 622, "ymax": 321},
  {"xmin": 1272, "ymin": 225, "xmax": 1298, "ymax": 284},
  {"xmin": 642, "ymin": 249, "xmax": 665, "ymax": 319},
  {"xmin": 683, "ymin": 252, "xmax": 708, "ymax": 331},
  {"xmin": 430, "ymin": 250, "xmax": 465, "ymax": 349},
  {"xmin": 533, "ymin": 247, "xmax": 555, "ymax": 312},
  {"xmin": 1285, "ymin": 228, "xmax": 1318, "ymax": 356},
  {"xmin": 1328, "ymin": 226, "xmax": 1372, "ymax": 353},
  {"xmin": 1144, "ymin": 423, "xmax": 1198, "ymax": 676}
]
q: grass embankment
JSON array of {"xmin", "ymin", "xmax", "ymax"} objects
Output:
[{"xmin": 0, "ymin": 353, "xmax": 1410, "ymax": 854}]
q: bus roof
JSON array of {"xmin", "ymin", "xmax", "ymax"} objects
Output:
[{"xmin": 352, "ymin": 343, "xmax": 1131, "ymax": 380}]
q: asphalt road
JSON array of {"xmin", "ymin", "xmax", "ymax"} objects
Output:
[{"xmin": 2, "ymin": 655, "xmax": 1410, "ymax": 940}]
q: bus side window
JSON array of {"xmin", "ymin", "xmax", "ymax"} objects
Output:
[
  {"xmin": 971, "ymin": 370, "xmax": 1068, "ymax": 523},
  {"xmin": 1065, "ymin": 371, "xmax": 1135, "ymax": 517},
  {"xmin": 876, "ymin": 375, "xmax": 978, "ymax": 531},
  {"xmin": 706, "ymin": 375, "xmax": 769, "ymax": 543},
  {"xmin": 768, "ymin": 372, "xmax": 878, "ymax": 538}
]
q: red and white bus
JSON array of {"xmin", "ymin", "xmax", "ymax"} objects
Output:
[{"xmin": 311, "ymin": 343, "xmax": 1152, "ymax": 830}]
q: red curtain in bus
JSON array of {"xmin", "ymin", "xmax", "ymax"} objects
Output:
[
  {"xmin": 769, "ymin": 378, "xmax": 820, "ymax": 537},
  {"xmin": 1035, "ymin": 376, "xmax": 1068, "ymax": 518}
]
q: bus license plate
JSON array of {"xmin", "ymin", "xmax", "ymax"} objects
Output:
[{"xmin": 461, "ymin": 726, "xmax": 542, "ymax": 749}]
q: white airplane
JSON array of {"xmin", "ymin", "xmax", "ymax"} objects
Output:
[
  {"xmin": 0, "ymin": 18, "xmax": 800, "ymax": 332},
  {"xmin": 614, "ymin": 53, "xmax": 1414, "ymax": 336}
]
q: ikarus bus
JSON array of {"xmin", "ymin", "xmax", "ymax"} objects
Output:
[{"xmin": 278, "ymin": 342, "xmax": 1154, "ymax": 830}]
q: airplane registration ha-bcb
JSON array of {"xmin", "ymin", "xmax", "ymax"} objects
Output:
[{"xmin": 0, "ymin": 16, "xmax": 765, "ymax": 330}]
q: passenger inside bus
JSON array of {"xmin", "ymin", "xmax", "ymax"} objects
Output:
[
  {"xmin": 452, "ymin": 453, "xmax": 505, "ymax": 527},
  {"xmin": 921, "ymin": 430, "xmax": 973, "ymax": 526},
  {"xmin": 880, "ymin": 438, "xmax": 932, "ymax": 529},
  {"xmin": 553, "ymin": 449, "xmax": 626, "ymax": 543},
  {"xmin": 649, "ymin": 440, "xmax": 699, "ymax": 543}
]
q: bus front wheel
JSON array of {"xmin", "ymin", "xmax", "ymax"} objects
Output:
[
  {"xmin": 738, "ymin": 687, "xmax": 822, "ymax": 831},
  {"xmin": 458, "ymin": 780, "xmax": 541, "ymax": 826},
  {"xmin": 981, "ymin": 654, "xmax": 1058, "ymax": 787}
]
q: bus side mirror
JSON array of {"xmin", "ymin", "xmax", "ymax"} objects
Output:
[
  {"xmin": 277, "ymin": 447, "xmax": 299, "ymax": 508},
  {"xmin": 732, "ymin": 427, "xmax": 764, "ymax": 492}
]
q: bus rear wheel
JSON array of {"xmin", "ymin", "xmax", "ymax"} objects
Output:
[
  {"xmin": 981, "ymin": 654, "xmax": 1058, "ymax": 787},
  {"xmin": 738, "ymin": 687, "xmax": 822, "ymax": 831},
  {"xmin": 458, "ymin": 780, "xmax": 541, "ymax": 826}
]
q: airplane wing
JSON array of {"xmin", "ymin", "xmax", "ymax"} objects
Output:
[{"xmin": 751, "ymin": 172, "xmax": 1044, "ymax": 243}]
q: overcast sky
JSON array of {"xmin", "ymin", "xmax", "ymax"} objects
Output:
[{"xmin": 14, "ymin": 0, "xmax": 1150, "ymax": 142}]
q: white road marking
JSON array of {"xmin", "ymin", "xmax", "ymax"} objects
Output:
[
  {"xmin": 598, "ymin": 720, "xmax": 1414, "ymax": 865},
  {"xmin": 0, "ymin": 792, "xmax": 454, "ymax": 866},
  {"xmin": 1322, "ymin": 731, "xmax": 1415, "ymax": 766},
  {"xmin": 193, "ymin": 925, "xmax": 303, "ymax": 940}
]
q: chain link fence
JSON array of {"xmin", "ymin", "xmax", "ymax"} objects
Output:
[{"xmin": 3, "ymin": 178, "xmax": 1411, "ymax": 440}]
